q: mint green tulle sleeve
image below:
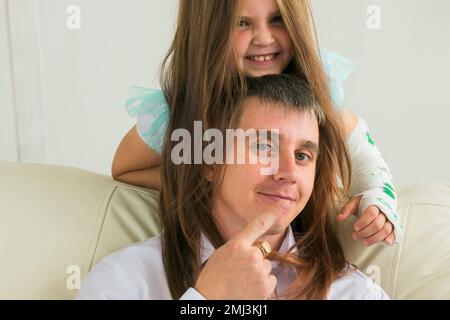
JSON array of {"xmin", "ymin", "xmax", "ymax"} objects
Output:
[
  {"xmin": 320, "ymin": 48, "xmax": 356, "ymax": 109},
  {"xmin": 125, "ymin": 87, "xmax": 169, "ymax": 154}
]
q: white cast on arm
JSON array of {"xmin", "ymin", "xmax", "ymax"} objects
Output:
[{"xmin": 347, "ymin": 117, "xmax": 403, "ymax": 244}]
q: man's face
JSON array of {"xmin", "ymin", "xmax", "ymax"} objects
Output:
[{"xmin": 212, "ymin": 97, "xmax": 319, "ymax": 240}]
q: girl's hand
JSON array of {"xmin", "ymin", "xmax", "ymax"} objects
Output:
[
  {"xmin": 194, "ymin": 212, "xmax": 278, "ymax": 300},
  {"xmin": 337, "ymin": 196, "xmax": 396, "ymax": 247}
]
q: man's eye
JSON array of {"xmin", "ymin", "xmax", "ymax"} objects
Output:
[
  {"xmin": 295, "ymin": 152, "xmax": 311, "ymax": 162},
  {"xmin": 251, "ymin": 143, "xmax": 274, "ymax": 156},
  {"xmin": 256, "ymin": 143, "xmax": 272, "ymax": 152}
]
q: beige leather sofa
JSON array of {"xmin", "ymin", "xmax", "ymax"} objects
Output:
[{"xmin": 1, "ymin": 160, "xmax": 449, "ymax": 300}]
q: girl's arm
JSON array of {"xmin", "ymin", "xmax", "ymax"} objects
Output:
[
  {"xmin": 337, "ymin": 108, "xmax": 401, "ymax": 246},
  {"xmin": 112, "ymin": 125, "xmax": 162, "ymax": 190},
  {"xmin": 321, "ymin": 49, "xmax": 402, "ymax": 245},
  {"xmin": 338, "ymin": 107, "xmax": 358, "ymax": 136}
]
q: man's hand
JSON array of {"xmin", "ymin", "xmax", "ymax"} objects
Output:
[
  {"xmin": 337, "ymin": 196, "xmax": 395, "ymax": 246},
  {"xmin": 194, "ymin": 212, "xmax": 278, "ymax": 300}
]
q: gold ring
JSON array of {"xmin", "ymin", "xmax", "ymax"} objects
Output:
[{"xmin": 252, "ymin": 240, "xmax": 272, "ymax": 258}]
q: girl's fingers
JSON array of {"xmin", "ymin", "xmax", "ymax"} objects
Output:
[
  {"xmin": 384, "ymin": 231, "xmax": 396, "ymax": 246},
  {"xmin": 362, "ymin": 222, "xmax": 394, "ymax": 246},
  {"xmin": 337, "ymin": 196, "xmax": 361, "ymax": 222},
  {"xmin": 353, "ymin": 213, "xmax": 387, "ymax": 240},
  {"xmin": 354, "ymin": 206, "xmax": 379, "ymax": 232}
]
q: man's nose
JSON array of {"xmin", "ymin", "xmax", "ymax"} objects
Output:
[
  {"xmin": 253, "ymin": 24, "xmax": 275, "ymax": 47},
  {"xmin": 273, "ymin": 152, "xmax": 297, "ymax": 183}
]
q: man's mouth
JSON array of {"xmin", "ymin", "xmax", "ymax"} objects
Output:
[{"xmin": 257, "ymin": 192, "xmax": 296, "ymax": 202}]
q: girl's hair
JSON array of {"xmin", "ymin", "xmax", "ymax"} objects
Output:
[{"xmin": 159, "ymin": 0, "xmax": 351, "ymax": 300}]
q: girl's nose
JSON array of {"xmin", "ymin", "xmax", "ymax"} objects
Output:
[{"xmin": 253, "ymin": 24, "xmax": 275, "ymax": 47}]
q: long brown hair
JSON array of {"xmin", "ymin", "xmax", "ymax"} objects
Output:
[{"xmin": 159, "ymin": 0, "xmax": 351, "ymax": 299}]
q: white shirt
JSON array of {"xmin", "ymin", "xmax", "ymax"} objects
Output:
[{"xmin": 76, "ymin": 228, "xmax": 390, "ymax": 300}]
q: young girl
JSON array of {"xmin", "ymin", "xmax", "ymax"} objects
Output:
[{"xmin": 112, "ymin": 0, "xmax": 402, "ymax": 246}]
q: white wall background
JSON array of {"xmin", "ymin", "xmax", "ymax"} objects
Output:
[
  {"xmin": 312, "ymin": 0, "xmax": 450, "ymax": 184},
  {"xmin": 0, "ymin": 0, "xmax": 18, "ymax": 162},
  {"xmin": 0, "ymin": 0, "xmax": 177, "ymax": 174},
  {"xmin": 1, "ymin": 0, "xmax": 449, "ymax": 184}
]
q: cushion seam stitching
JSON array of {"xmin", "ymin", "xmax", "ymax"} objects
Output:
[
  {"xmin": 392, "ymin": 204, "xmax": 409, "ymax": 299},
  {"xmin": 86, "ymin": 186, "xmax": 119, "ymax": 271}
]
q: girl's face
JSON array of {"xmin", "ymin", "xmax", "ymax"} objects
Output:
[{"xmin": 234, "ymin": 0, "xmax": 295, "ymax": 77}]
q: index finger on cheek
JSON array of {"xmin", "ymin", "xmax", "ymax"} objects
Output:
[{"xmin": 233, "ymin": 211, "xmax": 277, "ymax": 246}]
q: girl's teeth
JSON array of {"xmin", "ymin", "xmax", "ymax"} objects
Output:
[{"xmin": 250, "ymin": 54, "xmax": 275, "ymax": 62}]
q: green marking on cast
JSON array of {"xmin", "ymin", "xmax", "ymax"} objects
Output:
[
  {"xmin": 383, "ymin": 183, "xmax": 396, "ymax": 200},
  {"xmin": 366, "ymin": 132, "xmax": 375, "ymax": 146}
]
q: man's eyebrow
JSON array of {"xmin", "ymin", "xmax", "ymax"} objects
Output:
[
  {"xmin": 301, "ymin": 141, "xmax": 319, "ymax": 154},
  {"xmin": 254, "ymin": 130, "xmax": 318, "ymax": 152},
  {"xmin": 254, "ymin": 129, "xmax": 278, "ymax": 139}
]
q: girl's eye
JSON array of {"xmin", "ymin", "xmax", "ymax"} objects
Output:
[
  {"xmin": 238, "ymin": 19, "xmax": 250, "ymax": 28},
  {"xmin": 295, "ymin": 152, "xmax": 311, "ymax": 162},
  {"xmin": 270, "ymin": 15, "xmax": 283, "ymax": 24}
]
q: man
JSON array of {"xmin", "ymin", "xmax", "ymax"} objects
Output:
[{"xmin": 77, "ymin": 75, "xmax": 389, "ymax": 300}]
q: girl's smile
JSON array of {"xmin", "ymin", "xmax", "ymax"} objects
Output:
[{"xmin": 246, "ymin": 52, "xmax": 280, "ymax": 66}]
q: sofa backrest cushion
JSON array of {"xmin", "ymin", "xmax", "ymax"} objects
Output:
[
  {"xmin": 0, "ymin": 161, "xmax": 160, "ymax": 299},
  {"xmin": 1, "ymin": 161, "xmax": 449, "ymax": 299}
]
